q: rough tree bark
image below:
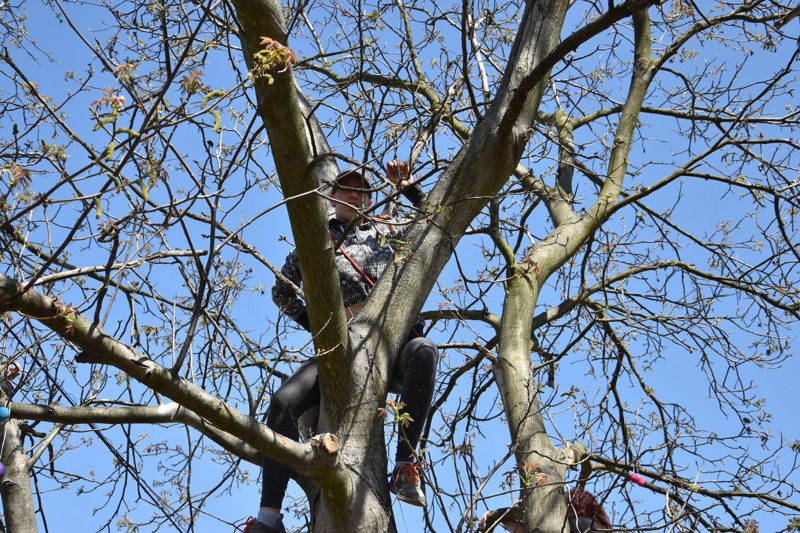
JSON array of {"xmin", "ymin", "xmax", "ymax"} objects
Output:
[{"xmin": 0, "ymin": 387, "xmax": 35, "ymax": 533}]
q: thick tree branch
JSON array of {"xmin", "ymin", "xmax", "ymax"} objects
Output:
[
  {"xmin": 0, "ymin": 273, "xmax": 335, "ymax": 477},
  {"xmin": 500, "ymin": 0, "xmax": 662, "ymax": 135},
  {"xmin": 9, "ymin": 401, "xmax": 261, "ymax": 466},
  {"xmin": 232, "ymin": 0, "xmax": 351, "ymax": 413}
]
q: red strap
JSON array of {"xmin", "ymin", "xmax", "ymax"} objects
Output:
[
  {"xmin": 330, "ymin": 231, "xmax": 420, "ymax": 338},
  {"xmin": 331, "ymin": 232, "xmax": 375, "ymax": 287}
]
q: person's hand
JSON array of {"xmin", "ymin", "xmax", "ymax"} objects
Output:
[{"xmin": 385, "ymin": 160, "xmax": 411, "ymax": 187}]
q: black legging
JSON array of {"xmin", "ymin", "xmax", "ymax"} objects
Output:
[{"xmin": 260, "ymin": 336, "xmax": 438, "ymax": 509}]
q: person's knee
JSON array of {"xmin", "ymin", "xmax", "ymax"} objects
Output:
[
  {"xmin": 416, "ymin": 338, "xmax": 439, "ymax": 367},
  {"xmin": 407, "ymin": 337, "xmax": 438, "ymax": 373}
]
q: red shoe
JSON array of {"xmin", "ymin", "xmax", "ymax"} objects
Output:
[
  {"xmin": 389, "ymin": 463, "xmax": 427, "ymax": 507},
  {"xmin": 241, "ymin": 516, "xmax": 286, "ymax": 533}
]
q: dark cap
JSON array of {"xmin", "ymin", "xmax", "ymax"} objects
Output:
[{"xmin": 332, "ymin": 167, "xmax": 371, "ymax": 192}]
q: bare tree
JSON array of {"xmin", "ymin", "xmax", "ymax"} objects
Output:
[{"xmin": 1, "ymin": 0, "xmax": 799, "ymax": 531}]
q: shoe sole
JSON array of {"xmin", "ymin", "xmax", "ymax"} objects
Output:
[{"xmin": 394, "ymin": 492, "xmax": 426, "ymax": 507}]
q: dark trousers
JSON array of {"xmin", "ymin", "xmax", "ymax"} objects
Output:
[{"xmin": 260, "ymin": 336, "xmax": 438, "ymax": 509}]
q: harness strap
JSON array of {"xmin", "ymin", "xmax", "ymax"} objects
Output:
[
  {"xmin": 330, "ymin": 230, "xmax": 421, "ymax": 338},
  {"xmin": 331, "ymin": 232, "xmax": 375, "ymax": 287}
]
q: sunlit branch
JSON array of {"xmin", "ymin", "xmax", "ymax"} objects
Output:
[
  {"xmin": 0, "ymin": 273, "xmax": 336, "ymax": 477},
  {"xmin": 10, "ymin": 401, "xmax": 261, "ymax": 465}
]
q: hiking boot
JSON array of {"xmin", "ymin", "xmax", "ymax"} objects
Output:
[
  {"xmin": 242, "ymin": 516, "xmax": 286, "ymax": 533},
  {"xmin": 389, "ymin": 462, "xmax": 427, "ymax": 507}
]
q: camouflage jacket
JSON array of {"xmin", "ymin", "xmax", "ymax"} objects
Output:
[{"xmin": 272, "ymin": 214, "xmax": 423, "ymax": 332}]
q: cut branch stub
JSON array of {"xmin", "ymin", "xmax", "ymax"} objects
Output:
[{"xmin": 309, "ymin": 433, "xmax": 340, "ymax": 460}]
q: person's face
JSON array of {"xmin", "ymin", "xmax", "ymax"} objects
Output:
[{"xmin": 329, "ymin": 174, "xmax": 371, "ymax": 222}]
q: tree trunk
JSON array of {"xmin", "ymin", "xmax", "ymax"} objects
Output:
[
  {"xmin": 495, "ymin": 274, "xmax": 569, "ymax": 532},
  {"xmin": 309, "ymin": 323, "xmax": 400, "ymax": 532},
  {"xmin": 0, "ymin": 417, "xmax": 36, "ymax": 533},
  {"xmin": 489, "ymin": 9, "xmax": 657, "ymax": 530}
]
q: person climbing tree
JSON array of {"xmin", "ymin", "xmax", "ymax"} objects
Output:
[{"xmin": 244, "ymin": 161, "xmax": 439, "ymax": 533}]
